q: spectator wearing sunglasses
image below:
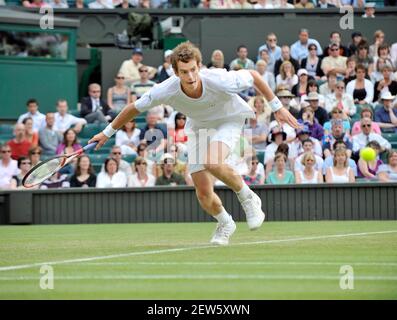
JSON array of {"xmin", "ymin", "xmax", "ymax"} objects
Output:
[
  {"xmin": 352, "ymin": 118, "xmax": 391, "ymax": 155},
  {"xmin": 324, "ymin": 81, "xmax": 356, "ymax": 117},
  {"xmin": 28, "ymin": 146, "xmax": 42, "ymax": 167},
  {"xmin": 101, "ymin": 145, "xmax": 133, "ymax": 179},
  {"xmin": 9, "ymin": 157, "xmax": 32, "ymax": 189},
  {"xmin": 131, "ymin": 65, "xmax": 156, "ymax": 102},
  {"xmin": 321, "ymin": 42, "xmax": 347, "ymax": 78},
  {"xmin": 0, "ymin": 144, "xmax": 19, "ymax": 189},
  {"xmin": 322, "ymin": 119, "xmax": 352, "ymax": 158},
  {"xmin": 128, "ymin": 156, "xmax": 156, "ymax": 187},
  {"xmin": 300, "ymin": 44, "xmax": 324, "ymax": 81},
  {"xmin": 107, "ymin": 73, "xmax": 131, "ymax": 113},
  {"xmin": 80, "ymin": 83, "xmax": 115, "ymax": 124},
  {"xmin": 351, "ymin": 107, "xmax": 381, "ymax": 136},
  {"xmin": 243, "ymin": 155, "xmax": 265, "ymax": 186},
  {"xmin": 323, "ymin": 107, "xmax": 351, "ymax": 136}
]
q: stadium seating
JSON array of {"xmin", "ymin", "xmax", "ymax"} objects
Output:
[
  {"xmin": 122, "ymin": 154, "xmax": 137, "ymax": 164},
  {"xmin": 257, "ymin": 150, "xmax": 265, "ymax": 165}
]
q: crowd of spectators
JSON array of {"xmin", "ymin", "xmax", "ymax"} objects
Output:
[
  {"xmin": 3, "ymin": 0, "xmax": 394, "ymax": 9},
  {"xmin": 1, "ymin": 24, "xmax": 397, "ymax": 190}
]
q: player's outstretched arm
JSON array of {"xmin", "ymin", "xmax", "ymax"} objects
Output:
[
  {"xmin": 88, "ymin": 102, "xmax": 141, "ymax": 150},
  {"xmin": 248, "ymin": 70, "xmax": 300, "ymax": 129}
]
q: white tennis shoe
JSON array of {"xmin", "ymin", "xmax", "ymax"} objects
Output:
[
  {"xmin": 240, "ymin": 191, "xmax": 265, "ymax": 230},
  {"xmin": 210, "ymin": 219, "xmax": 236, "ymax": 246}
]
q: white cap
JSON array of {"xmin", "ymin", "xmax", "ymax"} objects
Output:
[
  {"xmin": 365, "ymin": 2, "xmax": 376, "ymax": 8},
  {"xmin": 164, "ymin": 50, "xmax": 173, "ymax": 58},
  {"xmin": 381, "ymin": 91, "xmax": 396, "ymax": 100},
  {"xmin": 297, "ymin": 68, "xmax": 308, "ymax": 77}
]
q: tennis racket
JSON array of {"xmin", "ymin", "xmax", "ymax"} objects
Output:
[{"xmin": 22, "ymin": 142, "xmax": 98, "ymax": 188}]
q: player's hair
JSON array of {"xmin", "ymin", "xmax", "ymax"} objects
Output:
[
  {"xmin": 333, "ymin": 147, "xmax": 348, "ymax": 167},
  {"xmin": 301, "ymin": 152, "xmax": 316, "ymax": 166},
  {"xmin": 75, "ymin": 155, "xmax": 95, "ymax": 176},
  {"xmin": 171, "ymin": 41, "xmax": 202, "ymax": 73}
]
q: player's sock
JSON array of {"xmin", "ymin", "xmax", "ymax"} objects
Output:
[
  {"xmin": 236, "ymin": 183, "xmax": 252, "ymax": 203},
  {"xmin": 213, "ymin": 207, "xmax": 232, "ymax": 224}
]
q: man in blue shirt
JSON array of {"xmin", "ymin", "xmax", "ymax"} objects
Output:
[
  {"xmin": 257, "ymin": 33, "xmax": 282, "ymax": 75},
  {"xmin": 290, "ymin": 28, "xmax": 323, "ymax": 64},
  {"xmin": 322, "ymin": 119, "xmax": 353, "ymax": 158},
  {"xmin": 374, "ymin": 91, "xmax": 397, "ymax": 132}
]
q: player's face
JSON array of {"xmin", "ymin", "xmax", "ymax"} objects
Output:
[{"xmin": 176, "ymin": 60, "xmax": 201, "ymax": 91}]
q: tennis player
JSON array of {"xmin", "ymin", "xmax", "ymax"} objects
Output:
[{"xmin": 89, "ymin": 42, "xmax": 299, "ymax": 245}]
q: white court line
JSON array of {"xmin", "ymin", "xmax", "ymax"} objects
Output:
[
  {"xmin": 82, "ymin": 261, "xmax": 397, "ymax": 267},
  {"xmin": 0, "ymin": 274, "xmax": 397, "ymax": 281},
  {"xmin": 0, "ymin": 230, "xmax": 396, "ymax": 272}
]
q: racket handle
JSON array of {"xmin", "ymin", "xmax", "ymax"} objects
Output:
[{"xmin": 83, "ymin": 142, "xmax": 98, "ymax": 151}]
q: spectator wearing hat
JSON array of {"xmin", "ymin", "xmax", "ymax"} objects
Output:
[
  {"xmin": 118, "ymin": 48, "xmax": 156, "ymax": 86},
  {"xmin": 324, "ymin": 80, "xmax": 356, "ymax": 117},
  {"xmin": 351, "ymin": 107, "xmax": 381, "ymax": 136},
  {"xmin": 378, "ymin": 150, "xmax": 397, "ymax": 182},
  {"xmin": 374, "ymin": 65, "xmax": 397, "ymax": 103},
  {"xmin": 289, "ymin": 123, "xmax": 323, "ymax": 159},
  {"xmin": 264, "ymin": 126, "xmax": 288, "ymax": 171},
  {"xmin": 155, "ymin": 153, "xmax": 186, "ymax": 186},
  {"xmin": 207, "ymin": 49, "xmax": 229, "ymax": 71},
  {"xmin": 299, "ymin": 92, "xmax": 329, "ymax": 126},
  {"xmin": 265, "ymin": 153, "xmax": 295, "ymax": 185},
  {"xmin": 292, "ymin": 69, "xmax": 314, "ymax": 100},
  {"xmin": 362, "ymin": 2, "xmax": 376, "ymax": 18},
  {"xmin": 274, "ymin": 45, "xmax": 300, "ymax": 77},
  {"xmin": 322, "ymin": 140, "xmax": 358, "ymax": 176},
  {"xmin": 157, "ymin": 50, "xmax": 175, "ymax": 83},
  {"xmin": 322, "ymin": 119, "xmax": 353, "ymax": 158},
  {"xmin": 323, "ymin": 107, "xmax": 351, "ymax": 136},
  {"xmin": 346, "ymin": 64, "xmax": 374, "ymax": 105},
  {"xmin": 131, "ymin": 65, "xmax": 156, "ymax": 101},
  {"xmin": 352, "ymin": 118, "xmax": 391, "ymax": 156},
  {"xmin": 348, "ymin": 32, "xmax": 363, "ymax": 57},
  {"xmin": 300, "ymin": 43, "xmax": 324, "ymax": 80},
  {"xmin": 374, "ymin": 92, "xmax": 397, "ymax": 131},
  {"xmin": 294, "ymin": 152, "xmax": 323, "ymax": 184},
  {"xmin": 321, "ymin": 42, "xmax": 347, "ymax": 78},
  {"xmin": 275, "ymin": 89, "xmax": 300, "ymax": 119},
  {"xmin": 300, "ymin": 106, "xmax": 324, "ymax": 141},
  {"xmin": 300, "ymin": 80, "xmax": 326, "ymax": 107},
  {"xmin": 294, "ymin": 139, "xmax": 324, "ymax": 172}
]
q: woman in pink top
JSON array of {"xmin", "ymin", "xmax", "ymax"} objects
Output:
[
  {"xmin": 351, "ymin": 107, "xmax": 381, "ymax": 136},
  {"xmin": 56, "ymin": 129, "xmax": 82, "ymax": 155}
]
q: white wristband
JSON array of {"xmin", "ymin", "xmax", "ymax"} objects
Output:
[
  {"xmin": 102, "ymin": 124, "xmax": 117, "ymax": 138},
  {"xmin": 269, "ymin": 97, "xmax": 283, "ymax": 113}
]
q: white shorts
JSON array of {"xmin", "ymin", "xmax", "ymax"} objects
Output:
[{"xmin": 185, "ymin": 117, "xmax": 246, "ymax": 174}]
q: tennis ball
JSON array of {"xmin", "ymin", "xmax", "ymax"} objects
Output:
[{"xmin": 360, "ymin": 147, "xmax": 376, "ymax": 162}]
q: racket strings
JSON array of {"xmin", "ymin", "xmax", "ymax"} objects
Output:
[{"xmin": 24, "ymin": 158, "xmax": 65, "ymax": 186}]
